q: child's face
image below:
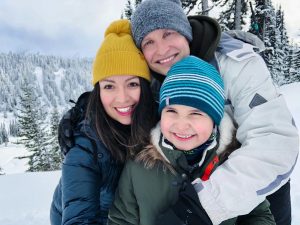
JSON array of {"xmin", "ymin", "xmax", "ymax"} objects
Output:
[
  {"xmin": 141, "ymin": 29, "xmax": 190, "ymax": 76},
  {"xmin": 160, "ymin": 105, "xmax": 214, "ymax": 151}
]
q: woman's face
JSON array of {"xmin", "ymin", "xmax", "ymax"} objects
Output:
[{"xmin": 99, "ymin": 75, "xmax": 141, "ymax": 125}]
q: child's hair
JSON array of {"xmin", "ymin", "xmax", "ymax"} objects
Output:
[{"xmin": 159, "ymin": 55, "xmax": 225, "ymax": 125}]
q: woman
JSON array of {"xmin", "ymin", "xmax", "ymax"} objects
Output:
[{"xmin": 50, "ymin": 19, "xmax": 158, "ymax": 225}]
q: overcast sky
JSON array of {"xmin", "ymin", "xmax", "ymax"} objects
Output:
[{"xmin": 0, "ymin": 0, "xmax": 299, "ymax": 58}]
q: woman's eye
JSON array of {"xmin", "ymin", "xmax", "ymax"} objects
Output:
[
  {"xmin": 103, "ymin": 84, "xmax": 114, "ymax": 89},
  {"xmin": 128, "ymin": 82, "xmax": 140, "ymax": 87}
]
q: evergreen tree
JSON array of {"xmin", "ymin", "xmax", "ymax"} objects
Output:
[
  {"xmin": 9, "ymin": 119, "xmax": 20, "ymax": 137},
  {"xmin": 217, "ymin": 0, "xmax": 248, "ymax": 30},
  {"xmin": 0, "ymin": 123, "xmax": 9, "ymax": 146},
  {"xmin": 123, "ymin": 0, "xmax": 134, "ymax": 20},
  {"xmin": 249, "ymin": 0, "xmax": 278, "ymax": 82},
  {"xmin": 249, "ymin": 1, "xmax": 295, "ymax": 85},
  {"xmin": 181, "ymin": 0, "xmax": 199, "ymax": 14},
  {"xmin": 249, "ymin": 0, "xmax": 266, "ymax": 40},
  {"xmin": 17, "ymin": 79, "xmax": 53, "ymax": 172},
  {"xmin": 201, "ymin": 0, "xmax": 209, "ymax": 15},
  {"xmin": 0, "ymin": 123, "xmax": 4, "ymax": 144},
  {"xmin": 292, "ymin": 45, "xmax": 300, "ymax": 82},
  {"xmin": 49, "ymin": 107, "xmax": 62, "ymax": 170},
  {"xmin": 273, "ymin": 6, "xmax": 289, "ymax": 85},
  {"xmin": 285, "ymin": 44, "xmax": 297, "ymax": 83},
  {"xmin": 262, "ymin": 1, "xmax": 277, "ymax": 83},
  {"xmin": 122, "ymin": 0, "xmax": 142, "ymax": 19}
]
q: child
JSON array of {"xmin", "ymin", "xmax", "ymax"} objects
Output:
[{"xmin": 108, "ymin": 56, "xmax": 275, "ymax": 225}]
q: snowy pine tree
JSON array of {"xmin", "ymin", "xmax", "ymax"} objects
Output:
[
  {"xmin": 9, "ymin": 119, "xmax": 20, "ymax": 137},
  {"xmin": 0, "ymin": 123, "xmax": 9, "ymax": 146},
  {"xmin": 123, "ymin": 0, "xmax": 134, "ymax": 20},
  {"xmin": 273, "ymin": 6, "xmax": 289, "ymax": 85},
  {"xmin": 285, "ymin": 44, "xmax": 298, "ymax": 83},
  {"xmin": 291, "ymin": 45, "xmax": 300, "ymax": 82},
  {"xmin": 216, "ymin": 0, "xmax": 248, "ymax": 30},
  {"xmin": 48, "ymin": 107, "xmax": 62, "ymax": 170},
  {"xmin": 249, "ymin": 0, "xmax": 266, "ymax": 40},
  {"xmin": 17, "ymin": 79, "xmax": 54, "ymax": 172}
]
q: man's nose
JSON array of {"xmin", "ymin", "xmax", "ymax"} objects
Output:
[{"xmin": 156, "ymin": 40, "xmax": 169, "ymax": 56}]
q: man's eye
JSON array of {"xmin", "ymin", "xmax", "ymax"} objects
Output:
[
  {"xmin": 163, "ymin": 31, "xmax": 174, "ymax": 38},
  {"xmin": 142, "ymin": 40, "xmax": 153, "ymax": 49}
]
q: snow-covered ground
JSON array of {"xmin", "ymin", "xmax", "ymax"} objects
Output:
[{"xmin": 0, "ymin": 82, "xmax": 299, "ymax": 225}]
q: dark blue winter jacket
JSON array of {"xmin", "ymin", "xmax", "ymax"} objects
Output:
[{"xmin": 50, "ymin": 120, "xmax": 124, "ymax": 225}]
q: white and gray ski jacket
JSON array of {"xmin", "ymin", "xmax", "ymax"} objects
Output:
[{"xmin": 194, "ymin": 32, "xmax": 299, "ymax": 225}]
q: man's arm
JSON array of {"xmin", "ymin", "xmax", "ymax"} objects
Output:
[{"xmin": 195, "ymin": 53, "xmax": 299, "ymax": 224}]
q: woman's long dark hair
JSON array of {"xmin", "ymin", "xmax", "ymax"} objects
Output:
[{"xmin": 85, "ymin": 77, "xmax": 158, "ymax": 163}]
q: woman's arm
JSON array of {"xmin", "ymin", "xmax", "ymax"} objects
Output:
[{"xmin": 61, "ymin": 137, "xmax": 103, "ymax": 225}]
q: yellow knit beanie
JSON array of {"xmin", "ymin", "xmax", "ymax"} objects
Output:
[{"xmin": 92, "ymin": 19, "xmax": 150, "ymax": 85}]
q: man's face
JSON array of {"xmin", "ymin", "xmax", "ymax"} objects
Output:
[{"xmin": 141, "ymin": 29, "xmax": 190, "ymax": 75}]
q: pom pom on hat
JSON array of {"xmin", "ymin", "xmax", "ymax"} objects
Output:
[
  {"xmin": 92, "ymin": 19, "xmax": 150, "ymax": 85},
  {"xmin": 159, "ymin": 56, "xmax": 225, "ymax": 125},
  {"xmin": 131, "ymin": 0, "xmax": 192, "ymax": 49}
]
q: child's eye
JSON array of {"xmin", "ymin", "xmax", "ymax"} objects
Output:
[
  {"xmin": 165, "ymin": 109, "xmax": 176, "ymax": 113},
  {"xmin": 191, "ymin": 112, "xmax": 203, "ymax": 116}
]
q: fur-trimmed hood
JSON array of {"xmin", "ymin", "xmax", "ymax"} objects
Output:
[{"xmin": 135, "ymin": 112, "xmax": 239, "ymax": 171}]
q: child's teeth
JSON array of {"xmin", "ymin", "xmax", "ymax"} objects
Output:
[{"xmin": 176, "ymin": 134, "xmax": 192, "ymax": 138}]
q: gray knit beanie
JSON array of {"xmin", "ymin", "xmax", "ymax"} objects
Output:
[{"xmin": 131, "ymin": 0, "xmax": 193, "ymax": 49}]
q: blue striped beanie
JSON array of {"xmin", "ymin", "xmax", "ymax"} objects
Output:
[{"xmin": 159, "ymin": 56, "xmax": 225, "ymax": 125}]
